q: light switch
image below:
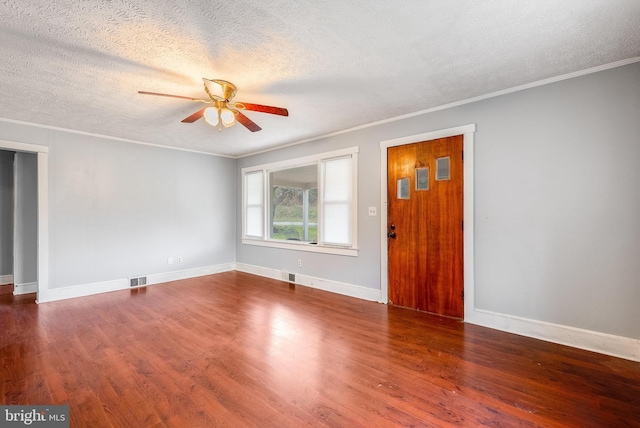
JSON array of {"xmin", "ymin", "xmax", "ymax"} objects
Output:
[{"xmin": 368, "ymin": 207, "xmax": 377, "ymax": 216}]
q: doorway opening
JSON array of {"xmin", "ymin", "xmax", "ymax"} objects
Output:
[{"xmin": 0, "ymin": 139, "xmax": 49, "ymax": 302}]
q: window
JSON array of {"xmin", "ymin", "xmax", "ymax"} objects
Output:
[
  {"xmin": 242, "ymin": 147, "xmax": 358, "ymax": 256},
  {"xmin": 397, "ymin": 177, "xmax": 410, "ymax": 199},
  {"xmin": 321, "ymin": 156, "xmax": 353, "ymax": 245},
  {"xmin": 416, "ymin": 167, "xmax": 429, "ymax": 190},
  {"xmin": 244, "ymin": 171, "xmax": 264, "ymax": 238},
  {"xmin": 436, "ymin": 156, "xmax": 451, "ymax": 181},
  {"xmin": 270, "ymin": 165, "xmax": 317, "ymax": 242}
]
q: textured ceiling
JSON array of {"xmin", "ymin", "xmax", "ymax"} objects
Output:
[{"xmin": 1, "ymin": 1, "xmax": 639, "ymax": 157}]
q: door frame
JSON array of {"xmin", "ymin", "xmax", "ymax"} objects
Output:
[
  {"xmin": 0, "ymin": 139, "xmax": 49, "ymax": 302},
  {"xmin": 379, "ymin": 124, "xmax": 476, "ymax": 320}
]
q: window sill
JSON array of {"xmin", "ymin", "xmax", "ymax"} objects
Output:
[{"xmin": 242, "ymin": 238, "xmax": 358, "ymax": 257}]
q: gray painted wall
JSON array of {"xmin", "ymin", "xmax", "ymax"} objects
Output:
[
  {"xmin": 14, "ymin": 152, "xmax": 38, "ymax": 285},
  {"xmin": 0, "ymin": 124, "xmax": 237, "ymax": 290},
  {"xmin": 237, "ymin": 62, "xmax": 640, "ymax": 340},
  {"xmin": 0, "ymin": 150, "xmax": 14, "ymax": 277}
]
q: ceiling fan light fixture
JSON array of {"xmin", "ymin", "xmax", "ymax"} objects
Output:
[
  {"xmin": 203, "ymin": 107, "xmax": 219, "ymax": 126},
  {"xmin": 220, "ymin": 107, "xmax": 235, "ymax": 127},
  {"xmin": 139, "ymin": 78, "xmax": 287, "ymax": 133}
]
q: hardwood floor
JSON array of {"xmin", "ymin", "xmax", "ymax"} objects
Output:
[{"xmin": 1, "ymin": 272, "xmax": 639, "ymax": 427}]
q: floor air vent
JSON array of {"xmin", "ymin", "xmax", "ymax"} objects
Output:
[
  {"xmin": 130, "ymin": 276, "xmax": 147, "ymax": 287},
  {"xmin": 282, "ymin": 272, "xmax": 296, "ymax": 283}
]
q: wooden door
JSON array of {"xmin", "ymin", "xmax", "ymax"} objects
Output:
[{"xmin": 387, "ymin": 135, "xmax": 464, "ymax": 318}]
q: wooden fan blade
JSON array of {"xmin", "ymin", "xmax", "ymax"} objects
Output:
[
  {"xmin": 138, "ymin": 91, "xmax": 210, "ymax": 103},
  {"xmin": 235, "ymin": 102, "xmax": 288, "ymax": 116},
  {"xmin": 234, "ymin": 111, "xmax": 262, "ymax": 132},
  {"xmin": 181, "ymin": 108, "xmax": 206, "ymax": 123}
]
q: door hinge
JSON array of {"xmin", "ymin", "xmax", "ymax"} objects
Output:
[
  {"xmin": 461, "ymin": 220, "xmax": 464, "ymax": 231},
  {"xmin": 462, "ymin": 290, "xmax": 464, "ymax": 300},
  {"xmin": 462, "ymin": 150, "xmax": 464, "ymax": 161}
]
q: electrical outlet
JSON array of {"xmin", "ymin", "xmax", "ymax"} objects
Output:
[
  {"xmin": 177, "ymin": 257, "xmax": 182, "ymax": 264},
  {"xmin": 297, "ymin": 259, "xmax": 302, "ymax": 267}
]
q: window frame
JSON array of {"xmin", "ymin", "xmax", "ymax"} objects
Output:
[{"xmin": 242, "ymin": 147, "xmax": 359, "ymax": 257}]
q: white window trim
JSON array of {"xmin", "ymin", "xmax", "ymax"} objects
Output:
[{"xmin": 242, "ymin": 147, "xmax": 359, "ymax": 257}]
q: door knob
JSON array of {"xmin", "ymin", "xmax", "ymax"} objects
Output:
[{"xmin": 387, "ymin": 232, "xmax": 396, "ymax": 239}]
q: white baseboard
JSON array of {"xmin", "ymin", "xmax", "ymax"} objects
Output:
[
  {"xmin": 0, "ymin": 274, "xmax": 13, "ymax": 285},
  {"xmin": 466, "ymin": 308, "xmax": 640, "ymax": 362},
  {"xmin": 37, "ymin": 277, "xmax": 128, "ymax": 303},
  {"xmin": 234, "ymin": 263, "xmax": 382, "ymax": 302},
  {"xmin": 36, "ymin": 263, "xmax": 236, "ymax": 303},
  {"xmin": 147, "ymin": 263, "xmax": 236, "ymax": 285},
  {"xmin": 234, "ymin": 263, "xmax": 283, "ymax": 281},
  {"xmin": 13, "ymin": 282, "xmax": 38, "ymax": 295}
]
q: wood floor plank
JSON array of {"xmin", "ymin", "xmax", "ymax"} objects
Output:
[{"xmin": 1, "ymin": 272, "xmax": 639, "ymax": 427}]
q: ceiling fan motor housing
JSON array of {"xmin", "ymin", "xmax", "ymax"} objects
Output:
[{"xmin": 203, "ymin": 78, "xmax": 237, "ymax": 101}]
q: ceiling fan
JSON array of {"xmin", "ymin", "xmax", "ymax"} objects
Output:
[{"xmin": 138, "ymin": 79, "xmax": 288, "ymax": 132}]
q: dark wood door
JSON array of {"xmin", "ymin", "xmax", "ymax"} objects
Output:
[{"xmin": 387, "ymin": 135, "xmax": 464, "ymax": 318}]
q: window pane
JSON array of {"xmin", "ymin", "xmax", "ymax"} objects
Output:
[
  {"xmin": 323, "ymin": 157, "xmax": 351, "ymax": 201},
  {"xmin": 245, "ymin": 171, "xmax": 263, "ymax": 237},
  {"xmin": 416, "ymin": 168, "xmax": 429, "ymax": 190},
  {"xmin": 321, "ymin": 156, "xmax": 352, "ymax": 245},
  {"xmin": 246, "ymin": 171, "xmax": 263, "ymax": 204},
  {"xmin": 323, "ymin": 204, "xmax": 350, "ymax": 244},
  {"xmin": 306, "ymin": 188, "xmax": 318, "ymax": 241},
  {"xmin": 436, "ymin": 157, "xmax": 451, "ymax": 181},
  {"xmin": 271, "ymin": 186, "xmax": 303, "ymax": 240},
  {"xmin": 270, "ymin": 165, "xmax": 318, "ymax": 242},
  {"xmin": 397, "ymin": 177, "xmax": 410, "ymax": 199},
  {"xmin": 246, "ymin": 207, "xmax": 263, "ymax": 237}
]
